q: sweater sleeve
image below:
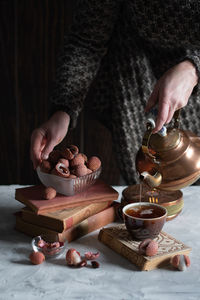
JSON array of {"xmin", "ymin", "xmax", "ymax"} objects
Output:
[
  {"xmin": 183, "ymin": 49, "xmax": 200, "ymax": 95},
  {"xmin": 49, "ymin": 0, "xmax": 121, "ymax": 128}
]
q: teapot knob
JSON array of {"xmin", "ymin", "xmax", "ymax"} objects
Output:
[
  {"xmin": 146, "ymin": 117, "xmax": 167, "ymax": 137},
  {"xmin": 157, "ymin": 126, "xmax": 167, "ymax": 137},
  {"xmin": 149, "ymin": 107, "xmax": 181, "ymax": 129}
]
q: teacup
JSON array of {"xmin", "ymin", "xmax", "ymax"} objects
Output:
[{"xmin": 122, "ymin": 202, "xmax": 167, "ymax": 240}]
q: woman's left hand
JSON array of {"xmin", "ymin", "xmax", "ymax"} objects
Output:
[{"xmin": 145, "ymin": 60, "xmax": 198, "ymax": 133}]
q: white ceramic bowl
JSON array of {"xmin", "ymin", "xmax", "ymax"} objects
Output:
[{"xmin": 36, "ymin": 166, "xmax": 102, "ymax": 196}]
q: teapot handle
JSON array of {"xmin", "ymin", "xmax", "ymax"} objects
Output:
[
  {"xmin": 141, "ymin": 119, "xmax": 157, "ymax": 161},
  {"xmin": 141, "ymin": 109, "xmax": 181, "ymax": 160},
  {"xmin": 173, "ymin": 109, "xmax": 181, "ymax": 128}
]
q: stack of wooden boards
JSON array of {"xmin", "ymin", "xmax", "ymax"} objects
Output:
[{"xmin": 14, "ymin": 179, "xmax": 119, "ymax": 242}]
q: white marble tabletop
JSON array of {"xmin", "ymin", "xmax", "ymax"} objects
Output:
[{"xmin": 0, "ymin": 184, "xmax": 200, "ymax": 300}]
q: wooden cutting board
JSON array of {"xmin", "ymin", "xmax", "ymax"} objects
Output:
[{"xmin": 15, "ymin": 179, "xmax": 119, "ymax": 214}]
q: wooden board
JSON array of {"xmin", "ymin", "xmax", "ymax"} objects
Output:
[
  {"xmin": 98, "ymin": 224, "xmax": 191, "ymax": 271},
  {"xmin": 15, "ymin": 179, "xmax": 119, "ymax": 214}
]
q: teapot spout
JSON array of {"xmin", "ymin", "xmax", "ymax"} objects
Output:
[{"xmin": 140, "ymin": 171, "xmax": 162, "ymax": 188}]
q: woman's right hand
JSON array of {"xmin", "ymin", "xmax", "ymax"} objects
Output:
[
  {"xmin": 145, "ymin": 60, "xmax": 198, "ymax": 133},
  {"xmin": 30, "ymin": 111, "xmax": 70, "ymax": 169}
]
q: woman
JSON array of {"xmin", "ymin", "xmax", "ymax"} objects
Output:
[{"xmin": 30, "ymin": 0, "xmax": 199, "ymax": 184}]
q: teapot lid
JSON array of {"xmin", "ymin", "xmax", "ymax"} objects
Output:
[
  {"xmin": 142, "ymin": 110, "xmax": 182, "ymax": 159},
  {"xmin": 149, "ymin": 128, "xmax": 181, "ymax": 153}
]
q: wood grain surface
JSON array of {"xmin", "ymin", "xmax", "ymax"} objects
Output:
[{"xmin": 15, "ymin": 179, "xmax": 119, "ymax": 214}]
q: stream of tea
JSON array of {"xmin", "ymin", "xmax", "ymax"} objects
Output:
[
  {"xmin": 125, "ymin": 182, "xmax": 163, "ymax": 218},
  {"xmin": 139, "ymin": 182, "xmax": 142, "ymax": 207},
  {"xmin": 125, "ymin": 179, "xmax": 164, "ymax": 218}
]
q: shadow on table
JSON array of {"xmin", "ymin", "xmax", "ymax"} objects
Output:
[
  {"xmin": 11, "ymin": 258, "xmax": 31, "ymax": 266},
  {"xmin": 0, "ymin": 203, "xmax": 33, "ymax": 266},
  {"xmin": 0, "ymin": 204, "xmax": 26, "ymax": 240}
]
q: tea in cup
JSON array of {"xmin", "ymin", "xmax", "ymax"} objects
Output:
[{"xmin": 123, "ymin": 202, "xmax": 167, "ymax": 240}]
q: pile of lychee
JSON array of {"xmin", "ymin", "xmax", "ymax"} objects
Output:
[{"xmin": 40, "ymin": 145, "xmax": 101, "ymax": 179}]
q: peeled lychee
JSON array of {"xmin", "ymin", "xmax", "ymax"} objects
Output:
[
  {"xmin": 66, "ymin": 248, "xmax": 81, "ymax": 266},
  {"xmin": 52, "ymin": 162, "xmax": 70, "ymax": 178},
  {"xmin": 171, "ymin": 254, "xmax": 191, "ymax": 271},
  {"xmin": 58, "ymin": 158, "xmax": 69, "ymax": 168}
]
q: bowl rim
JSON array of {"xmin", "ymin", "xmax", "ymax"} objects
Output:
[
  {"xmin": 122, "ymin": 202, "xmax": 167, "ymax": 221},
  {"xmin": 37, "ymin": 165, "xmax": 102, "ymax": 181},
  {"xmin": 31, "ymin": 235, "xmax": 65, "ymax": 257}
]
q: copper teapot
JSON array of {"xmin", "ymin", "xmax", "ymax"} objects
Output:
[{"xmin": 135, "ymin": 110, "xmax": 200, "ymax": 191}]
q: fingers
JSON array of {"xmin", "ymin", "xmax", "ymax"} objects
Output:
[
  {"xmin": 165, "ymin": 104, "xmax": 175, "ymax": 124},
  {"xmin": 145, "ymin": 84, "xmax": 159, "ymax": 112},
  {"xmin": 41, "ymin": 137, "xmax": 57, "ymax": 161},
  {"xmin": 30, "ymin": 128, "xmax": 58, "ymax": 169},
  {"xmin": 30, "ymin": 128, "xmax": 46, "ymax": 169},
  {"xmin": 153, "ymin": 100, "xmax": 170, "ymax": 133},
  {"xmin": 146, "ymin": 83, "xmax": 172, "ymax": 133}
]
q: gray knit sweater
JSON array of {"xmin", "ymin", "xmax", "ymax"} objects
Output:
[{"xmin": 50, "ymin": 0, "xmax": 200, "ymax": 184}]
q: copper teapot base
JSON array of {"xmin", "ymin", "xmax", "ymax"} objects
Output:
[{"xmin": 121, "ymin": 184, "xmax": 183, "ymax": 221}]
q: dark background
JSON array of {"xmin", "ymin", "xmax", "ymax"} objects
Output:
[{"xmin": 0, "ymin": 0, "xmax": 121, "ymax": 185}]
